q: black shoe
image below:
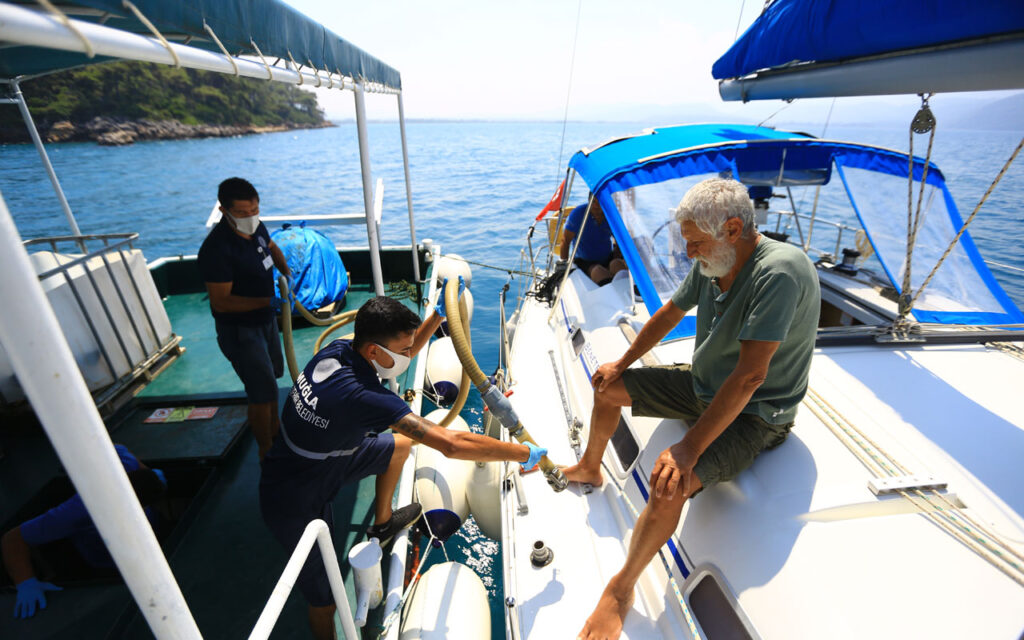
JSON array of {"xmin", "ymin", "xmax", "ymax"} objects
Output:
[{"xmin": 367, "ymin": 502, "xmax": 422, "ymax": 546}]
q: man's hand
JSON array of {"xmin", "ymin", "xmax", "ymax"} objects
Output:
[
  {"xmin": 434, "ymin": 276, "xmax": 465, "ymax": 319},
  {"xmin": 13, "ymin": 577, "xmax": 61, "ymax": 619},
  {"xmin": 591, "ymin": 362, "xmax": 625, "ymax": 393},
  {"xmin": 650, "ymin": 440, "xmax": 701, "ymax": 499}
]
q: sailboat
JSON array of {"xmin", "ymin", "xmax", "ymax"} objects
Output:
[{"xmin": 494, "ymin": 2, "xmax": 1024, "ymax": 638}]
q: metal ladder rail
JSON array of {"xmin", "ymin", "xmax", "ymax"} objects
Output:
[{"xmin": 248, "ymin": 519, "xmax": 359, "ymax": 640}]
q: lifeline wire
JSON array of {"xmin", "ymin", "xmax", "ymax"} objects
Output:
[{"xmin": 555, "ymin": 0, "xmax": 584, "ymax": 184}]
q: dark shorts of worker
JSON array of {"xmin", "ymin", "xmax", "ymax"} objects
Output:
[
  {"xmin": 621, "ymin": 364, "xmax": 792, "ymax": 490},
  {"xmin": 258, "ymin": 433, "xmax": 395, "ymax": 607},
  {"xmin": 215, "ymin": 317, "xmax": 284, "ymax": 403}
]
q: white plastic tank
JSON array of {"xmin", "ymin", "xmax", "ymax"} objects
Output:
[
  {"xmin": 0, "ymin": 249, "xmax": 173, "ymax": 403},
  {"xmin": 399, "ymin": 562, "xmax": 490, "ymax": 640}
]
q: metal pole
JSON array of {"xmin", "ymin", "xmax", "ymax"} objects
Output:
[
  {"xmin": 249, "ymin": 519, "xmax": 358, "ymax": 640},
  {"xmin": 9, "ymin": 80, "xmax": 86, "ymax": 251},
  {"xmin": 0, "ymin": 191, "xmax": 201, "ymax": 639},
  {"xmin": 354, "ymin": 82, "xmax": 385, "ymax": 297},
  {"xmin": 396, "ymin": 93, "xmax": 421, "ymax": 282}
]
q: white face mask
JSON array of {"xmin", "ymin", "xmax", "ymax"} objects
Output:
[
  {"xmin": 371, "ymin": 343, "xmax": 411, "ymax": 379},
  {"xmin": 227, "ymin": 211, "xmax": 260, "ymax": 236}
]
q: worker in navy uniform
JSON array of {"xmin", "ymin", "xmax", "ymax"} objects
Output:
[
  {"xmin": 260, "ymin": 289, "xmax": 546, "ymax": 640},
  {"xmin": 198, "ymin": 177, "xmax": 291, "ymax": 459},
  {"xmin": 1, "ymin": 445, "xmax": 166, "ymax": 619}
]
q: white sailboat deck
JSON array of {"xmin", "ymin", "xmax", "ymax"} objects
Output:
[{"xmin": 502, "ymin": 269, "xmax": 1024, "ymax": 639}]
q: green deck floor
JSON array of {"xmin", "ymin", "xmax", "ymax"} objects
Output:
[{"xmin": 0, "ymin": 283, "xmax": 424, "ymax": 639}]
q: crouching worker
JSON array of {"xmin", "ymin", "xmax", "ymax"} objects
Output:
[
  {"xmin": 259, "ymin": 286, "xmax": 546, "ymax": 640},
  {"xmin": 2, "ymin": 445, "xmax": 166, "ymax": 619}
]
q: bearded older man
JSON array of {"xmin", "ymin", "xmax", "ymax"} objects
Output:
[{"xmin": 565, "ymin": 177, "xmax": 820, "ymax": 640}]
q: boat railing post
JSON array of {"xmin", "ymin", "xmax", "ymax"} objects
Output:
[
  {"xmin": 397, "ymin": 92, "xmax": 421, "ymax": 282},
  {"xmin": 7, "ymin": 79, "xmax": 87, "ymax": 253},
  {"xmin": 0, "ymin": 192, "xmax": 201, "ymax": 639},
  {"xmin": 354, "ymin": 81, "xmax": 386, "ymax": 296}
]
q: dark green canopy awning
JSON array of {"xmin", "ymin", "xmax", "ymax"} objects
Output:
[{"xmin": 0, "ymin": 0, "xmax": 401, "ymax": 89}]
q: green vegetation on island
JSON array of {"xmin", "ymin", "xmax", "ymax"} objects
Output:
[{"xmin": 1, "ymin": 61, "xmax": 328, "ymax": 144}]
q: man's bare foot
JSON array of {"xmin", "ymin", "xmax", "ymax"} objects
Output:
[
  {"xmin": 561, "ymin": 463, "xmax": 604, "ymax": 487},
  {"xmin": 577, "ymin": 583, "xmax": 634, "ymax": 640}
]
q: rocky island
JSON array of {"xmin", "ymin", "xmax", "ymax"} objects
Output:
[{"xmin": 1, "ymin": 61, "xmax": 332, "ymax": 145}]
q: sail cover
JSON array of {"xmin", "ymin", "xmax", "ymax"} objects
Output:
[
  {"xmin": 714, "ymin": 0, "xmax": 1024, "ymax": 80},
  {"xmin": 568, "ymin": 124, "xmax": 1023, "ymax": 338},
  {"xmin": 0, "ymin": 0, "xmax": 401, "ymax": 88},
  {"xmin": 713, "ymin": 0, "xmax": 1024, "ymax": 99}
]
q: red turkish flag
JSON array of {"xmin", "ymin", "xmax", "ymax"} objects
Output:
[{"xmin": 534, "ymin": 179, "xmax": 566, "ymax": 221}]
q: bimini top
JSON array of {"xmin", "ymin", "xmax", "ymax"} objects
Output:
[
  {"xmin": 567, "ymin": 124, "xmax": 1023, "ymax": 336},
  {"xmin": 0, "ymin": 0, "xmax": 401, "ymax": 89},
  {"xmin": 713, "ymin": 0, "xmax": 1024, "ymax": 100}
]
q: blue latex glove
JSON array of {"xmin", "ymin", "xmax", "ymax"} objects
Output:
[
  {"xmin": 152, "ymin": 468, "xmax": 167, "ymax": 487},
  {"xmin": 434, "ymin": 276, "xmax": 466, "ymax": 318},
  {"xmin": 14, "ymin": 577, "xmax": 61, "ymax": 619},
  {"xmin": 520, "ymin": 441, "xmax": 547, "ymax": 472}
]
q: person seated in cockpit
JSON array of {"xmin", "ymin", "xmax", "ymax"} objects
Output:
[{"xmin": 559, "ymin": 197, "xmax": 628, "ymax": 285}]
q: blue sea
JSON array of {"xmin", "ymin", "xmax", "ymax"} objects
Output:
[{"xmin": 2, "ymin": 121, "xmax": 1023, "ymax": 637}]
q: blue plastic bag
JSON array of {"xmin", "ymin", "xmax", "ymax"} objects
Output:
[{"xmin": 270, "ymin": 223, "xmax": 348, "ymax": 313}]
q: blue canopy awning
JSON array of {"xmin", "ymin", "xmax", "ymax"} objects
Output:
[
  {"xmin": 566, "ymin": 124, "xmax": 1023, "ymax": 332},
  {"xmin": 0, "ymin": 0, "xmax": 401, "ymax": 88}
]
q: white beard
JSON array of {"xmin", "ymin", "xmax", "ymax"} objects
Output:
[{"xmin": 698, "ymin": 241, "xmax": 737, "ymax": 279}]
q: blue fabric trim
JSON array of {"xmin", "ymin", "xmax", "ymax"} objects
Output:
[
  {"xmin": 713, "ymin": 0, "xmax": 1024, "ymax": 80},
  {"xmin": 835, "ymin": 160, "xmax": 1023, "ymax": 325}
]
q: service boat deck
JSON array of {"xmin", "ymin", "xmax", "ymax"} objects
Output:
[
  {"xmin": 0, "ymin": 1, "xmax": 449, "ymax": 638},
  {"xmin": 0, "ymin": 245, "xmax": 434, "ymax": 639},
  {"xmin": 496, "ymin": 123, "xmax": 1024, "ymax": 639}
]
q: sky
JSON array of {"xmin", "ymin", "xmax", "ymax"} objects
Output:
[{"xmin": 283, "ymin": 0, "xmax": 1018, "ymax": 126}]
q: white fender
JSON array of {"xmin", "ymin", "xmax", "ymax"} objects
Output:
[
  {"xmin": 425, "ymin": 337, "xmax": 462, "ymax": 405},
  {"xmin": 413, "ymin": 410, "xmax": 473, "ymax": 540},
  {"xmin": 398, "ymin": 562, "xmax": 490, "ymax": 640},
  {"xmin": 434, "ymin": 253, "xmax": 472, "ymax": 289},
  {"xmin": 466, "ymin": 459, "xmax": 503, "ymax": 540}
]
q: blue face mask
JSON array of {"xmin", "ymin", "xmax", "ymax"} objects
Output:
[{"xmin": 372, "ymin": 343, "xmax": 411, "ymax": 379}]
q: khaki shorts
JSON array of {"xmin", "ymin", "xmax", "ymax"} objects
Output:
[{"xmin": 621, "ymin": 364, "xmax": 791, "ymax": 488}]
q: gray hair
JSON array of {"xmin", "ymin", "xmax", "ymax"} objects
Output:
[{"xmin": 673, "ymin": 178, "xmax": 755, "ymax": 238}]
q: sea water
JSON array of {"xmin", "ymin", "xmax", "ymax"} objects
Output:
[{"xmin": 2, "ymin": 121, "xmax": 1023, "ymax": 637}]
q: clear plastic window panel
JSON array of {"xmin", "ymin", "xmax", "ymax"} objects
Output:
[
  {"xmin": 838, "ymin": 165, "xmax": 1002, "ymax": 315},
  {"xmin": 610, "ymin": 176, "xmax": 702, "ymax": 302}
]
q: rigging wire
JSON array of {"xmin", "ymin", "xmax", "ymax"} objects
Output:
[
  {"xmin": 555, "ymin": 0, "xmax": 584, "ymax": 183},
  {"xmin": 733, "ymin": 0, "xmax": 748, "ymax": 40}
]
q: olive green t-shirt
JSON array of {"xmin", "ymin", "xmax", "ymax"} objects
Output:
[{"xmin": 670, "ymin": 237, "xmax": 820, "ymax": 424}]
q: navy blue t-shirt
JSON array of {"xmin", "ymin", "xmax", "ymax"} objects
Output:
[
  {"xmin": 20, "ymin": 445, "xmax": 159, "ymax": 569},
  {"xmin": 262, "ymin": 340, "xmax": 412, "ymax": 501},
  {"xmin": 197, "ymin": 218, "xmax": 275, "ymax": 325},
  {"xmin": 565, "ymin": 204, "xmax": 615, "ymax": 262}
]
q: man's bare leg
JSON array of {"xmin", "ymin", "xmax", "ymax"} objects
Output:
[
  {"xmin": 308, "ymin": 604, "xmax": 336, "ymax": 640},
  {"xmin": 248, "ymin": 401, "xmax": 275, "ymax": 460},
  {"xmin": 578, "ymin": 477, "xmax": 699, "ymax": 640},
  {"xmin": 588, "ymin": 264, "xmax": 613, "ymax": 285},
  {"xmin": 563, "ymin": 379, "xmax": 632, "ymax": 487},
  {"xmin": 374, "ymin": 435, "xmax": 412, "ymax": 525}
]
